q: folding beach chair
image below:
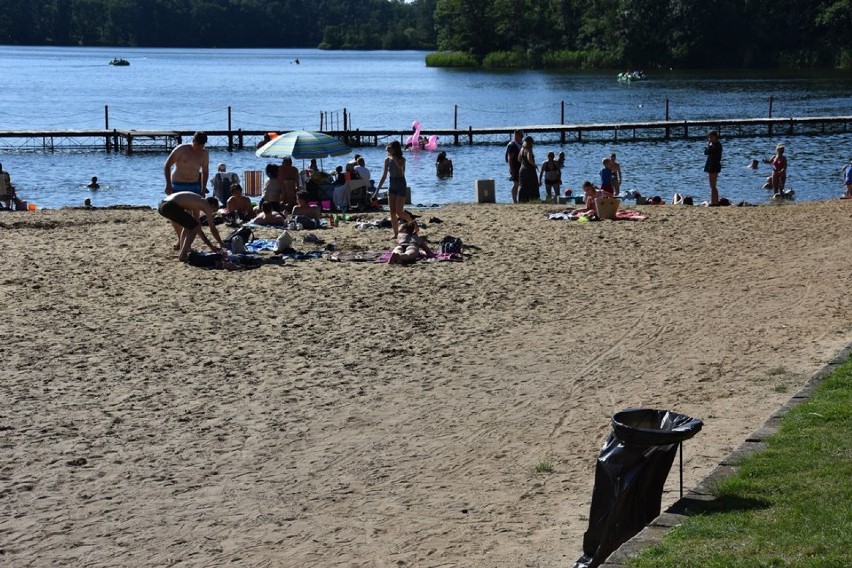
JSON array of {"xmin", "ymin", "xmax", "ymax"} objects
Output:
[{"xmin": 243, "ymin": 170, "xmax": 263, "ymax": 198}]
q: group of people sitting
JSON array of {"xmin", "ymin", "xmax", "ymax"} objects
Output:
[{"xmin": 220, "ymin": 181, "xmax": 322, "ymax": 229}]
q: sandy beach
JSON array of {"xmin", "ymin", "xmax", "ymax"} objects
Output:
[{"xmin": 2, "ymin": 199, "xmax": 851, "ymax": 567}]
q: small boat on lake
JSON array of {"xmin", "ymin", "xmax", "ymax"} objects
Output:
[
  {"xmin": 617, "ymin": 71, "xmax": 645, "ymax": 82},
  {"xmin": 109, "ymin": 58, "xmax": 130, "ymax": 66}
]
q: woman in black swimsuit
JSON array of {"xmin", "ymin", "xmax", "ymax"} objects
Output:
[
  {"xmin": 518, "ymin": 136, "xmax": 540, "ymax": 203},
  {"xmin": 704, "ymin": 130, "xmax": 722, "ymax": 206}
]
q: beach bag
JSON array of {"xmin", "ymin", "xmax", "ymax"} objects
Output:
[
  {"xmin": 273, "ymin": 230, "xmax": 294, "ymax": 253},
  {"xmin": 230, "ymin": 235, "xmax": 247, "ymax": 254},
  {"xmin": 223, "ymin": 225, "xmax": 254, "ymax": 248},
  {"xmin": 595, "ymin": 197, "xmax": 620, "ymax": 220},
  {"xmin": 440, "ymin": 235, "xmax": 463, "ymax": 255}
]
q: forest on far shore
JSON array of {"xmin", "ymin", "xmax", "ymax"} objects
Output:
[{"xmin": 1, "ymin": 0, "xmax": 849, "ymax": 69}]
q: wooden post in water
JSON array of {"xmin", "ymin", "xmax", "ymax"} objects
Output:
[
  {"xmin": 238, "ymin": 128, "xmax": 244, "ymax": 149},
  {"xmin": 468, "ymin": 126, "xmax": 473, "ymax": 145},
  {"xmin": 105, "ymin": 105, "xmax": 111, "ymax": 152},
  {"xmin": 768, "ymin": 96, "xmax": 774, "ymax": 136},
  {"xmin": 454, "ymin": 105, "xmax": 459, "ymax": 146},
  {"xmin": 343, "ymin": 108, "xmax": 349, "ymax": 144},
  {"xmin": 665, "ymin": 98, "xmax": 670, "ymax": 139},
  {"xmin": 320, "ymin": 112, "xmax": 324, "ymax": 131},
  {"xmin": 126, "ymin": 133, "xmax": 133, "ymax": 155},
  {"xmin": 560, "ymin": 100, "xmax": 566, "ymax": 144},
  {"xmin": 227, "ymin": 106, "xmax": 233, "ymax": 151}
]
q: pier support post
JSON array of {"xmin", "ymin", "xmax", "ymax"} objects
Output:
[
  {"xmin": 105, "ymin": 105, "xmax": 111, "ymax": 151},
  {"xmin": 768, "ymin": 96, "xmax": 774, "ymax": 136},
  {"xmin": 227, "ymin": 106, "xmax": 233, "ymax": 151},
  {"xmin": 126, "ymin": 134, "xmax": 133, "ymax": 155},
  {"xmin": 454, "ymin": 105, "xmax": 459, "ymax": 146},
  {"xmin": 561, "ymin": 101, "xmax": 565, "ymax": 144},
  {"xmin": 665, "ymin": 98, "xmax": 670, "ymax": 139},
  {"xmin": 468, "ymin": 126, "xmax": 473, "ymax": 145}
]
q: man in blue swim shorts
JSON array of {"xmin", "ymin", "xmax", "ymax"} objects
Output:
[
  {"xmin": 164, "ymin": 131, "xmax": 209, "ymax": 196},
  {"xmin": 164, "ymin": 131, "xmax": 210, "ymax": 246}
]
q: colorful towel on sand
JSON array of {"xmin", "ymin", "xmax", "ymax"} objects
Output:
[
  {"xmin": 245, "ymin": 239, "xmax": 277, "ymax": 252},
  {"xmin": 279, "ymin": 250, "xmax": 326, "ymax": 261},
  {"xmin": 548, "ymin": 209, "xmax": 647, "ymax": 221},
  {"xmin": 375, "ymin": 250, "xmax": 463, "ymax": 264}
]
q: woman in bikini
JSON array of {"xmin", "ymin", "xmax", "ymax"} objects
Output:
[
  {"xmin": 388, "ymin": 222, "xmax": 432, "ymax": 265},
  {"xmin": 376, "ymin": 140, "xmax": 407, "ymax": 237}
]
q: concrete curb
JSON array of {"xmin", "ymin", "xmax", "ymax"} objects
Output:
[{"xmin": 598, "ymin": 344, "xmax": 852, "ymax": 567}]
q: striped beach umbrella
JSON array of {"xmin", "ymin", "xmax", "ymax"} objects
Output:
[{"xmin": 255, "ymin": 130, "xmax": 351, "ymax": 160}]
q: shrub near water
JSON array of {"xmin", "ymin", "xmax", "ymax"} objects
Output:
[
  {"xmin": 482, "ymin": 50, "xmax": 530, "ymax": 69},
  {"xmin": 427, "ymin": 49, "xmax": 620, "ymax": 69},
  {"xmin": 540, "ymin": 49, "xmax": 618, "ymax": 69},
  {"xmin": 425, "ymin": 51, "xmax": 479, "ymax": 68}
]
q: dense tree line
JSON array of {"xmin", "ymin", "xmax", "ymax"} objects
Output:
[
  {"xmin": 0, "ymin": 0, "xmax": 849, "ymax": 68},
  {"xmin": 434, "ymin": 0, "xmax": 851, "ymax": 68},
  {"xmin": 0, "ymin": 0, "xmax": 437, "ymax": 50}
]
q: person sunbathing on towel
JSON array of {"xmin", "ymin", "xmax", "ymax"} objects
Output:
[
  {"xmin": 388, "ymin": 221, "xmax": 432, "ymax": 265},
  {"xmin": 251, "ymin": 201, "xmax": 287, "ymax": 226},
  {"xmin": 158, "ymin": 192, "xmax": 225, "ymax": 262}
]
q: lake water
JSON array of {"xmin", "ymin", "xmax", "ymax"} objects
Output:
[{"xmin": 1, "ymin": 46, "xmax": 851, "ymax": 209}]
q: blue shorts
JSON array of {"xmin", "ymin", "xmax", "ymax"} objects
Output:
[
  {"xmin": 388, "ymin": 177, "xmax": 407, "ymax": 197},
  {"xmin": 172, "ymin": 181, "xmax": 202, "ymax": 194}
]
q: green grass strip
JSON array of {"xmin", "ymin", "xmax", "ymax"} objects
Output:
[{"xmin": 629, "ymin": 357, "xmax": 852, "ymax": 567}]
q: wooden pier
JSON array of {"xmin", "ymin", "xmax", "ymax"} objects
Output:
[{"xmin": 0, "ymin": 116, "xmax": 848, "ymax": 154}]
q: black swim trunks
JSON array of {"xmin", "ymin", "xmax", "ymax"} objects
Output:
[{"xmin": 158, "ymin": 199, "xmax": 199, "ymax": 230}]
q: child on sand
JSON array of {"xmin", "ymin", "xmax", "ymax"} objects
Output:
[
  {"xmin": 388, "ymin": 222, "xmax": 432, "ymax": 265},
  {"xmin": 600, "ymin": 158, "xmax": 614, "ymax": 196},
  {"xmin": 582, "ymin": 181, "xmax": 599, "ymax": 215},
  {"xmin": 226, "ymin": 184, "xmax": 254, "ymax": 222}
]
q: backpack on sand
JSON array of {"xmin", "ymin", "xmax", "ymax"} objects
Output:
[{"xmin": 440, "ymin": 235, "xmax": 463, "ymax": 255}]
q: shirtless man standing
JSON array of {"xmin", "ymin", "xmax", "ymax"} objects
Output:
[
  {"xmin": 609, "ymin": 153, "xmax": 623, "ymax": 196},
  {"xmin": 505, "ymin": 130, "xmax": 523, "ymax": 203},
  {"xmin": 164, "ymin": 131, "xmax": 210, "ymax": 246},
  {"xmin": 164, "ymin": 131, "xmax": 209, "ymax": 196},
  {"xmin": 157, "ymin": 192, "xmax": 225, "ymax": 262}
]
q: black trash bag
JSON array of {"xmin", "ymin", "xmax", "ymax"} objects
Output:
[{"xmin": 573, "ymin": 409, "xmax": 703, "ymax": 568}]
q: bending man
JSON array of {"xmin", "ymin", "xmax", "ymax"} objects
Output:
[{"xmin": 158, "ymin": 192, "xmax": 225, "ymax": 262}]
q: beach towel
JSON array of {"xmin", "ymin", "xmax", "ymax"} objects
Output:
[
  {"xmin": 376, "ymin": 250, "xmax": 463, "ymax": 264},
  {"xmin": 245, "ymin": 239, "xmax": 277, "ymax": 253},
  {"xmin": 328, "ymin": 250, "xmax": 385, "ymax": 262},
  {"xmin": 614, "ymin": 210, "xmax": 647, "ymax": 221},
  {"xmin": 548, "ymin": 209, "xmax": 647, "ymax": 221},
  {"xmin": 278, "ymin": 250, "xmax": 326, "ymax": 261},
  {"xmin": 186, "ymin": 252, "xmax": 263, "ymax": 270}
]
